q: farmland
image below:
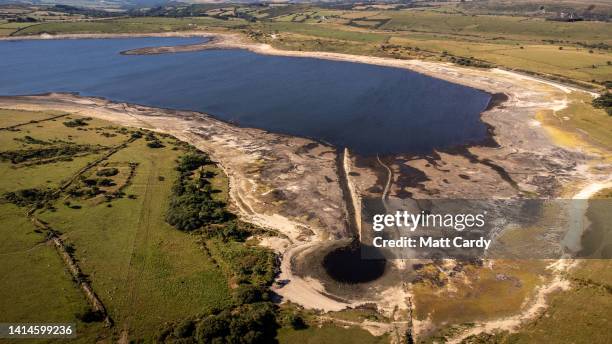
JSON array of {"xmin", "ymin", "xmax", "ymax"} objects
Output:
[{"xmin": 0, "ymin": 108, "xmax": 281, "ymax": 341}]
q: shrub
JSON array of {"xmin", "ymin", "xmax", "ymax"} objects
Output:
[
  {"xmin": 75, "ymin": 310, "xmax": 104, "ymax": 323},
  {"xmin": 284, "ymin": 313, "xmax": 308, "ymax": 330},
  {"xmin": 0, "ymin": 144, "xmax": 97, "ymax": 164},
  {"xmin": 147, "ymin": 140, "xmax": 164, "ymax": 148},
  {"xmin": 63, "ymin": 118, "xmax": 89, "ymax": 127},
  {"xmin": 233, "ymin": 284, "xmax": 269, "ymax": 305},
  {"xmin": 4, "ymin": 188, "xmax": 56, "ymax": 207},
  {"xmin": 173, "ymin": 319, "xmax": 195, "ymax": 338},
  {"xmin": 592, "ymin": 92, "xmax": 612, "ymax": 116},
  {"xmin": 177, "ymin": 152, "xmax": 210, "ymax": 172},
  {"xmin": 166, "ymin": 152, "xmax": 229, "ymax": 231},
  {"xmin": 96, "ymin": 167, "xmax": 119, "ymax": 177},
  {"xmin": 192, "ymin": 303, "xmax": 278, "ymax": 344},
  {"xmin": 97, "ymin": 178, "xmax": 115, "ymax": 187}
]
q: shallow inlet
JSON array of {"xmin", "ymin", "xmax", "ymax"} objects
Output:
[{"xmin": 1, "ymin": 37, "xmax": 492, "ymax": 156}]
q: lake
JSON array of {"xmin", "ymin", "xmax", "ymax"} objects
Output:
[{"xmin": 0, "ymin": 37, "xmax": 492, "ymax": 155}]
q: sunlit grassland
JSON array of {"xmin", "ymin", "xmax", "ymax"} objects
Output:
[
  {"xmin": 12, "ymin": 16, "xmax": 246, "ymax": 36},
  {"xmin": 0, "ymin": 108, "xmax": 63, "ymax": 128},
  {"xmin": 0, "ymin": 203, "xmax": 106, "ymax": 343},
  {"xmin": 470, "ymin": 260, "xmax": 612, "ymax": 344},
  {"xmin": 0, "ymin": 110, "xmax": 125, "ymax": 193},
  {"xmin": 277, "ymin": 324, "xmax": 389, "ymax": 344},
  {"xmin": 536, "ymin": 92, "xmax": 612, "ymax": 153},
  {"xmin": 0, "ymin": 21, "xmax": 34, "ymax": 36},
  {"xmin": 200, "ymin": 163, "xmax": 229, "ymax": 203},
  {"xmin": 389, "ymin": 36, "xmax": 612, "ymax": 82},
  {"xmin": 381, "ymin": 10, "xmax": 611, "ymax": 43},
  {"xmin": 267, "ymin": 21, "xmax": 388, "ymax": 43},
  {"xmin": 411, "ymin": 260, "xmax": 550, "ymax": 326},
  {"xmin": 261, "ymin": 9, "xmax": 612, "ymax": 85},
  {"xmin": 0, "ymin": 109, "xmax": 232, "ymax": 339},
  {"xmin": 276, "ymin": 302, "xmax": 390, "ymax": 343},
  {"xmin": 37, "ymin": 132, "xmax": 231, "ymax": 337}
]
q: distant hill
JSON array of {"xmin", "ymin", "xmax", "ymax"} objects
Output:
[
  {"xmin": 0, "ymin": 0, "xmax": 175, "ymax": 9},
  {"xmin": 0, "ymin": 0, "xmax": 333, "ymax": 8}
]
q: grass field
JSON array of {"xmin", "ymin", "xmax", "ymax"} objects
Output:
[
  {"xmin": 278, "ymin": 325, "xmax": 389, "ymax": 344},
  {"xmin": 463, "ymin": 260, "xmax": 612, "ymax": 344},
  {"xmin": 37, "ymin": 136, "xmax": 232, "ymax": 337},
  {"xmin": 6, "ymin": 16, "xmax": 246, "ymax": 37},
  {"xmin": 0, "ymin": 109, "xmax": 233, "ymax": 341},
  {"xmin": 0, "ymin": 203, "xmax": 105, "ymax": 343},
  {"xmin": 536, "ymin": 92, "xmax": 612, "ymax": 154},
  {"xmin": 381, "ymin": 10, "xmax": 611, "ymax": 43},
  {"xmin": 411, "ymin": 260, "xmax": 550, "ymax": 326}
]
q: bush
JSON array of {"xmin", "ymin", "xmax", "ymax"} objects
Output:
[
  {"xmin": 233, "ymin": 284, "xmax": 269, "ymax": 305},
  {"xmin": 592, "ymin": 92, "xmax": 612, "ymax": 116},
  {"xmin": 284, "ymin": 313, "xmax": 308, "ymax": 330},
  {"xmin": 177, "ymin": 152, "xmax": 211, "ymax": 172},
  {"xmin": 63, "ymin": 118, "xmax": 89, "ymax": 127},
  {"xmin": 165, "ymin": 189, "xmax": 229, "ymax": 231},
  {"xmin": 0, "ymin": 144, "xmax": 97, "ymax": 164},
  {"xmin": 4, "ymin": 188, "xmax": 56, "ymax": 207},
  {"xmin": 97, "ymin": 178, "xmax": 115, "ymax": 187},
  {"xmin": 96, "ymin": 167, "xmax": 119, "ymax": 177},
  {"xmin": 147, "ymin": 140, "xmax": 165, "ymax": 148},
  {"xmin": 75, "ymin": 310, "xmax": 104, "ymax": 323},
  {"xmin": 173, "ymin": 319, "xmax": 195, "ymax": 338},
  {"xmin": 166, "ymin": 152, "xmax": 229, "ymax": 231},
  {"xmin": 192, "ymin": 303, "xmax": 278, "ymax": 344}
]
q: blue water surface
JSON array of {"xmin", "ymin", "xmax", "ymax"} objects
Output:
[{"xmin": 0, "ymin": 37, "xmax": 491, "ymax": 155}]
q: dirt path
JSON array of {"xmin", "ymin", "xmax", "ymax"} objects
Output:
[{"xmin": 376, "ymin": 155, "xmax": 392, "ymax": 201}]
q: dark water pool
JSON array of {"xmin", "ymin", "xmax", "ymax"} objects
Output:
[
  {"xmin": 322, "ymin": 242, "xmax": 386, "ymax": 283},
  {"xmin": 0, "ymin": 37, "xmax": 491, "ymax": 155}
]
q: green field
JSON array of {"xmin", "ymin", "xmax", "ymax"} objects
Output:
[
  {"xmin": 278, "ymin": 325, "xmax": 388, "ymax": 344},
  {"xmin": 6, "ymin": 16, "xmax": 245, "ymax": 36},
  {"xmin": 0, "ymin": 109, "xmax": 267, "ymax": 341},
  {"xmin": 459, "ymin": 260, "xmax": 612, "ymax": 344},
  {"xmin": 537, "ymin": 92, "xmax": 612, "ymax": 154}
]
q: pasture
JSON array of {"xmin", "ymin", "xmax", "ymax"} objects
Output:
[{"xmin": 0, "ymin": 109, "xmax": 233, "ymax": 340}]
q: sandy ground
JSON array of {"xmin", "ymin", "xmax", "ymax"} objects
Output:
[{"xmin": 2, "ymin": 31, "xmax": 611, "ymax": 341}]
